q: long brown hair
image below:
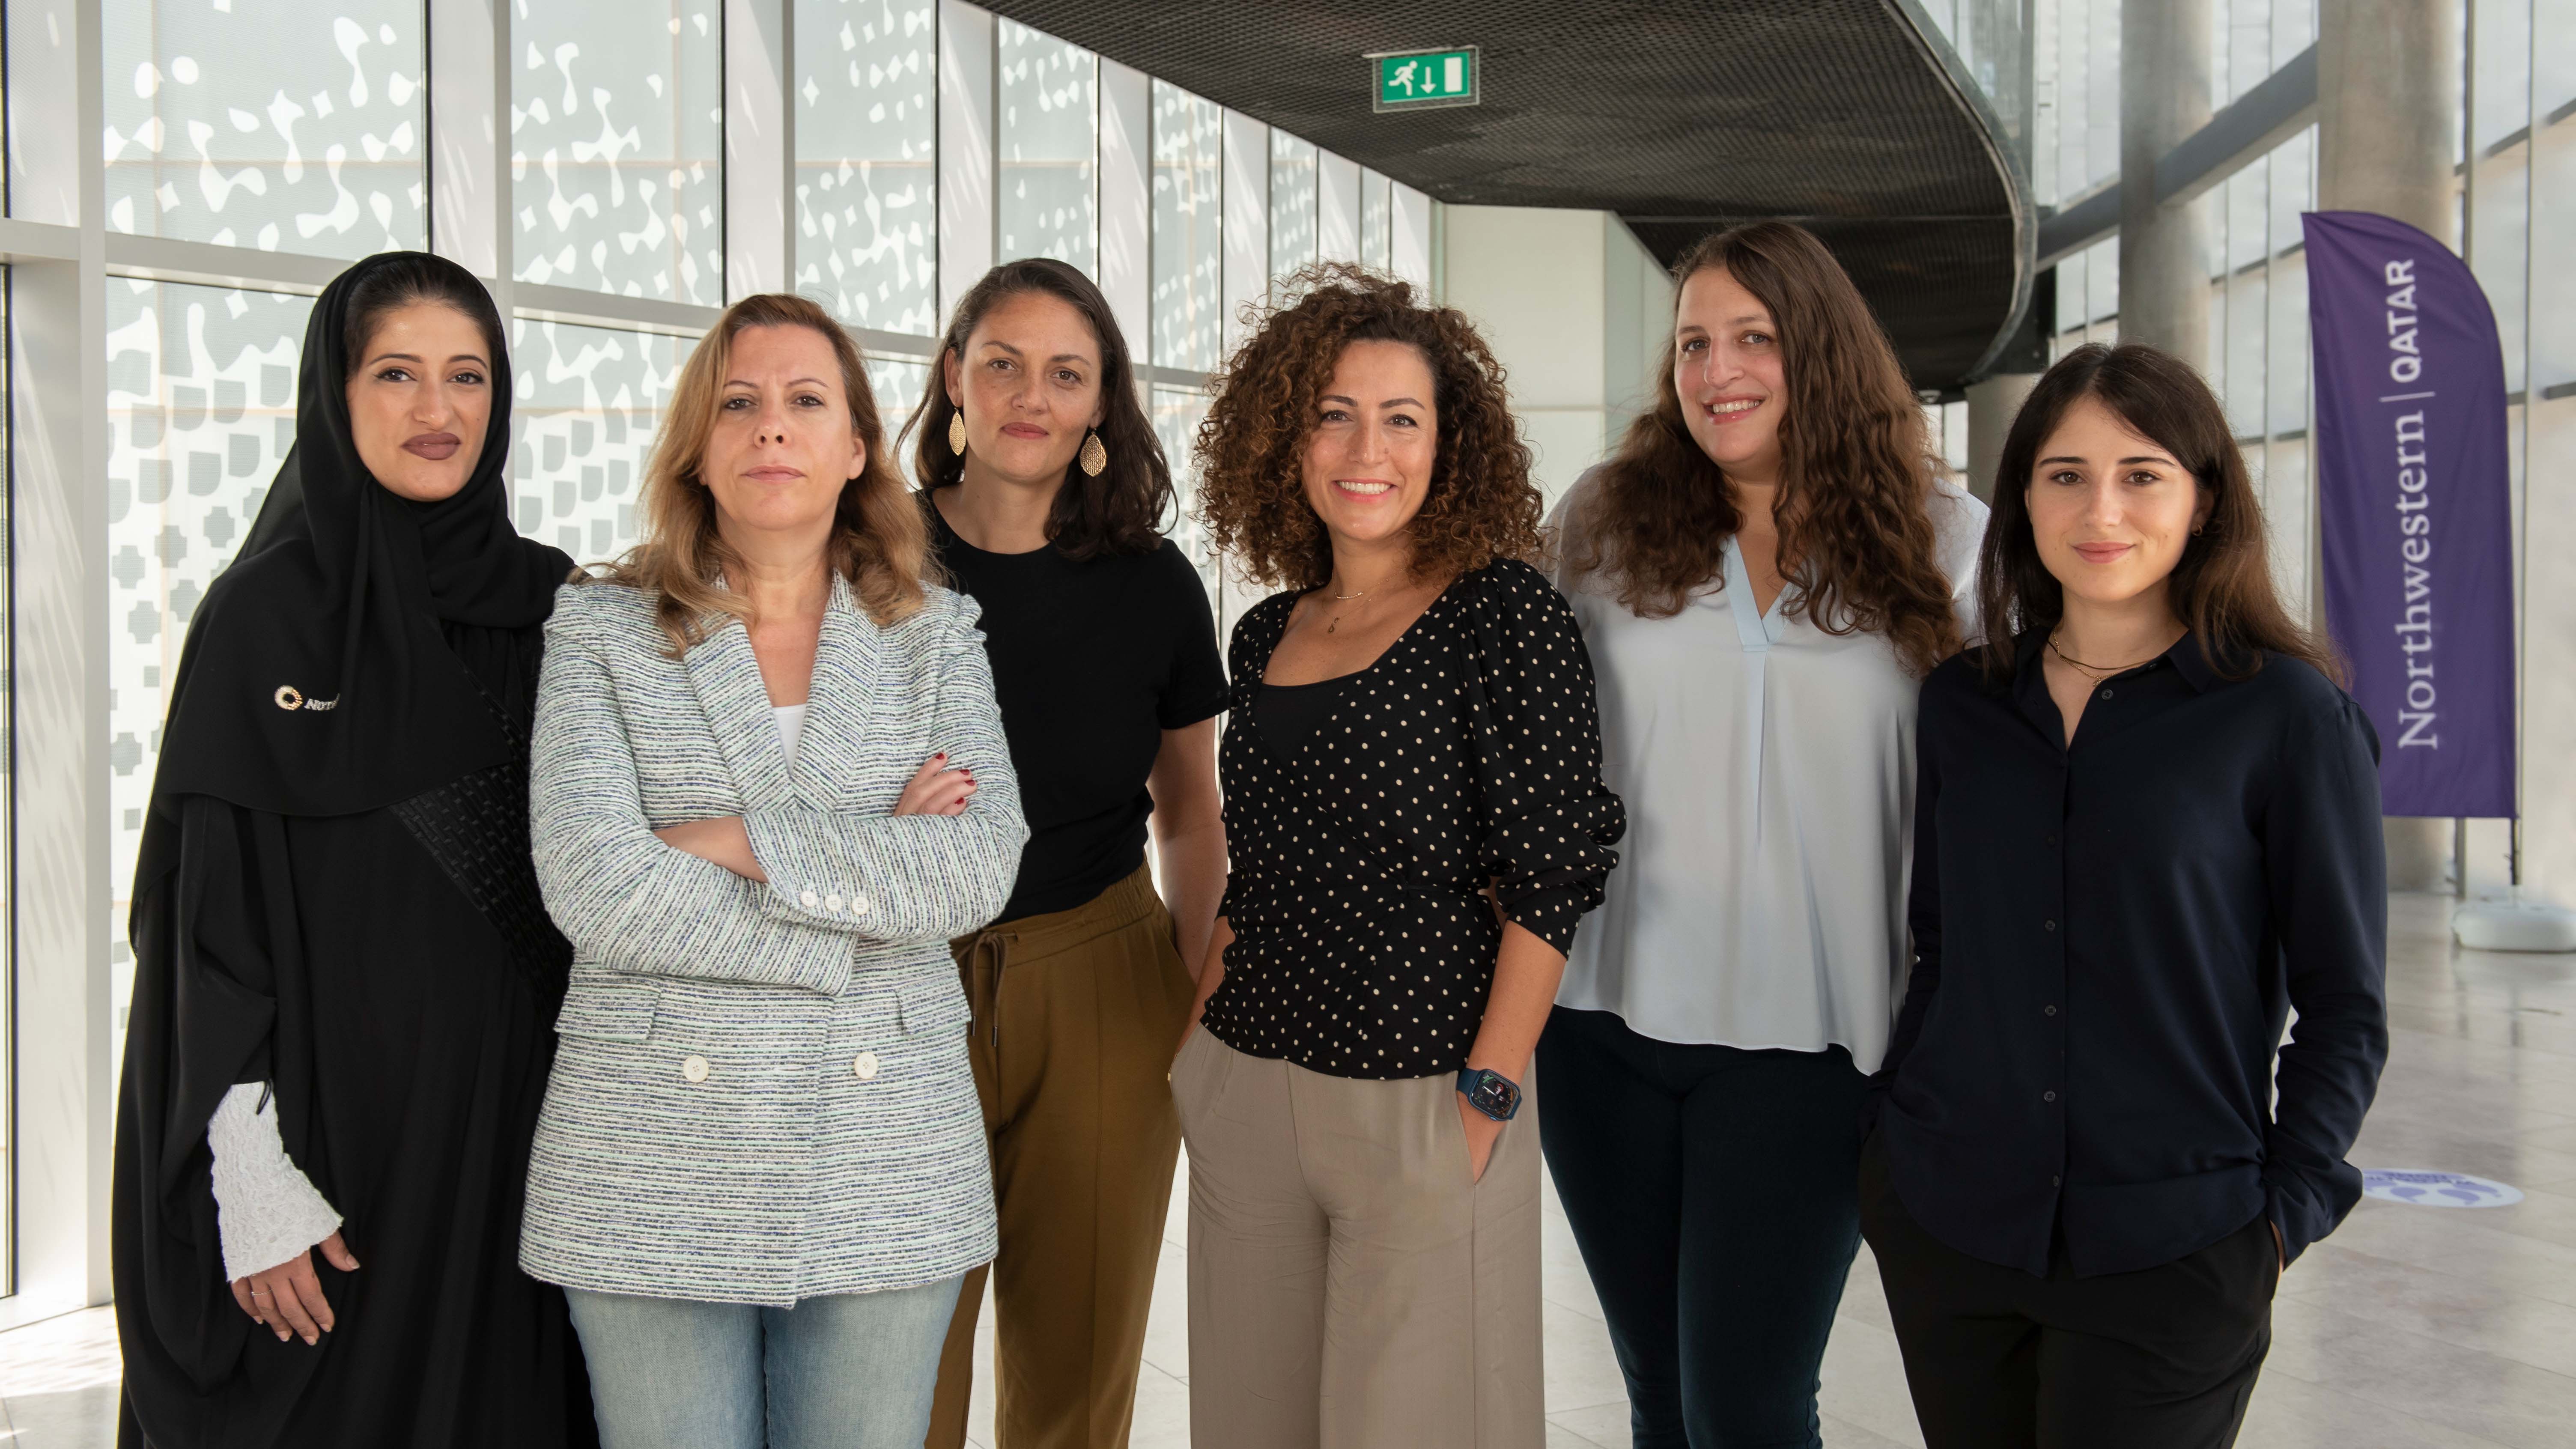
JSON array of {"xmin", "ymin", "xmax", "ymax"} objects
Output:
[
  {"xmin": 1563, "ymin": 222, "xmax": 1961, "ymax": 676},
  {"xmin": 1195, "ymin": 262, "xmax": 1541, "ymax": 590},
  {"xmin": 1978, "ymin": 342, "xmax": 2341, "ymax": 683},
  {"xmin": 591, "ymin": 292, "xmax": 930, "ymax": 652},
  {"xmin": 906, "ymin": 257, "xmax": 1174, "ymax": 559}
]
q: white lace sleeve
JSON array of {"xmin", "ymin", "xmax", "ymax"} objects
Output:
[{"xmin": 207, "ymin": 1082, "xmax": 343, "ymax": 1282}]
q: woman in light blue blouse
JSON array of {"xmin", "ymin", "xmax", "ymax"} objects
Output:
[{"xmin": 1541, "ymin": 222, "xmax": 1984, "ymax": 1448}]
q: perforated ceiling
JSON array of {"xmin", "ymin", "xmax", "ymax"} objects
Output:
[{"xmin": 984, "ymin": 0, "xmax": 2028, "ymax": 389}]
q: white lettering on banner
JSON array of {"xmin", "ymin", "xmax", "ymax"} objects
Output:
[
  {"xmin": 2385, "ymin": 259, "xmax": 2423, "ymax": 383},
  {"xmin": 2389, "ymin": 381, "xmax": 2439, "ymax": 747},
  {"xmin": 2380, "ymin": 253, "xmax": 2441, "ymax": 746}
]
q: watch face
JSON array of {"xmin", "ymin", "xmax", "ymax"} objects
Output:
[{"xmin": 1472, "ymin": 1074, "xmax": 1519, "ymax": 1119}]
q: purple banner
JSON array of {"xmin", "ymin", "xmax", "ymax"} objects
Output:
[{"xmin": 2305, "ymin": 209, "xmax": 2516, "ymax": 819}]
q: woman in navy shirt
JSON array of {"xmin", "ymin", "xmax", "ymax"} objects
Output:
[{"xmin": 1865, "ymin": 342, "xmax": 2388, "ymax": 1449}]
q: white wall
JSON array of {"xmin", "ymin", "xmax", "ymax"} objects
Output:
[{"xmin": 1438, "ymin": 206, "xmax": 1673, "ymax": 509}]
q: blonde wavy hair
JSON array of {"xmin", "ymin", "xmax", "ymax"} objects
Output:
[{"xmin": 590, "ymin": 293, "xmax": 931, "ymax": 652}]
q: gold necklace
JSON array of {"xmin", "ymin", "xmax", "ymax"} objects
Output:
[
  {"xmin": 1325, "ymin": 584, "xmax": 1367, "ymax": 634},
  {"xmin": 2045, "ymin": 632, "xmax": 2162, "ymax": 678}
]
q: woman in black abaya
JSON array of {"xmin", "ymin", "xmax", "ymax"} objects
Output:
[{"xmin": 113, "ymin": 251, "xmax": 596, "ymax": 1448}]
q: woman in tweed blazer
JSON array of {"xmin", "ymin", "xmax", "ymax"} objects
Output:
[{"xmin": 521, "ymin": 293, "xmax": 1026, "ymax": 1449}]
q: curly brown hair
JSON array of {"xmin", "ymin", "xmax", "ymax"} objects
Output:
[
  {"xmin": 1562, "ymin": 222, "xmax": 1962, "ymax": 676},
  {"xmin": 1194, "ymin": 263, "xmax": 1541, "ymax": 591}
]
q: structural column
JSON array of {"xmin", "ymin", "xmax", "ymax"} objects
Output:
[
  {"xmin": 2118, "ymin": 0, "xmax": 2214, "ymax": 369},
  {"xmin": 3, "ymin": 0, "xmax": 115, "ymax": 1323},
  {"xmin": 1965, "ymin": 372, "xmax": 2042, "ymax": 502},
  {"xmin": 2320, "ymin": 0, "xmax": 2463, "ymax": 891},
  {"xmin": 2318, "ymin": 0, "xmax": 2458, "ymax": 236}
]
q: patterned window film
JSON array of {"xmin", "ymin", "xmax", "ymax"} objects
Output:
[
  {"xmin": 1151, "ymin": 385, "xmax": 1219, "ymax": 606},
  {"xmin": 512, "ymin": 320, "xmax": 692, "ymax": 567},
  {"xmin": 102, "ymin": 0, "xmax": 427, "ymax": 257},
  {"xmin": 511, "ymin": 0, "xmax": 725, "ymax": 304},
  {"xmin": 795, "ymin": 0, "xmax": 939, "ymax": 336},
  {"xmin": 866, "ymin": 357, "xmax": 935, "ymax": 478},
  {"xmin": 1267, "ymin": 130, "xmax": 1317, "ymax": 296},
  {"xmin": 996, "ymin": 20, "xmax": 1097, "ymax": 275},
  {"xmin": 1151, "ymin": 82, "xmax": 1223, "ymax": 373},
  {"xmin": 1360, "ymin": 170, "xmax": 1393, "ymax": 274},
  {"xmin": 103, "ymin": 281, "xmax": 316, "ymax": 1069}
]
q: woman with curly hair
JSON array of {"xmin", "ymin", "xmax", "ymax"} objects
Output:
[
  {"xmin": 1538, "ymin": 221, "xmax": 1986, "ymax": 1448},
  {"xmin": 1173, "ymin": 265, "xmax": 1625, "ymax": 1448}
]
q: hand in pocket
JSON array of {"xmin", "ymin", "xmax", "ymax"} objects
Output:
[{"xmin": 1457, "ymin": 1096, "xmax": 1505, "ymax": 1185}]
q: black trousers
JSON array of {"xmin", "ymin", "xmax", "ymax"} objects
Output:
[
  {"xmin": 1858, "ymin": 1130, "xmax": 2277, "ymax": 1449},
  {"xmin": 1536, "ymin": 1006, "xmax": 1869, "ymax": 1449}
]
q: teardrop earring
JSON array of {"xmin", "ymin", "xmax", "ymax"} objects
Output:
[
  {"xmin": 1079, "ymin": 430, "xmax": 1109, "ymax": 478},
  {"xmin": 948, "ymin": 411, "xmax": 968, "ymax": 456}
]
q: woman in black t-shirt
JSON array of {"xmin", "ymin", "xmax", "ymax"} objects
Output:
[
  {"xmin": 906, "ymin": 258, "xmax": 1228, "ymax": 1449},
  {"xmin": 1175, "ymin": 265, "xmax": 1625, "ymax": 1446}
]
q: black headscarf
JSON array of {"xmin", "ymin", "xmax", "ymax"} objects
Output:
[{"xmin": 152, "ymin": 251, "xmax": 572, "ymax": 818}]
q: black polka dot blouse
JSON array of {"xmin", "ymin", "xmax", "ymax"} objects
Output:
[{"xmin": 1202, "ymin": 558, "xmax": 1628, "ymax": 1081}]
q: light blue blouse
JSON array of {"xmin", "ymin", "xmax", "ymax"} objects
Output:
[{"xmin": 1547, "ymin": 470, "xmax": 1987, "ymax": 1073}]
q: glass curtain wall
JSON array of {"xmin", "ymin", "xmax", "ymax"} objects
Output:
[
  {"xmin": 1153, "ymin": 385, "xmax": 1222, "ymax": 603},
  {"xmin": 1917, "ymin": 0, "xmax": 2033, "ymax": 150},
  {"xmin": 1151, "ymin": 80, "xmax": 1223, "ymax": 373},
  {"xmin": 2034, "ymin": 0, "xmax": 2576, "ymax": 622},
  {"xmin": 1268, "ymin": 130, "xmax": 1317, "ymax": 292},
  {"xmin": 104, "ymin": 0, "xmax": 428, "ymax": 256},
  {"xmin": 2029, "ymin": 0, "xmax": 2122, "ymax": 210},
  {"xmin": 869, "ymin": 358, "xmax": 935, "ymax": 452},
  {"xmin": 1361, "ymin": 170, "xmax": 1393, "ymax": 272},
  {"xmin": 511, "ymin": 0, "xmax": 725, "ymax": 303},
  {"xmin": 511, "ymin": 320, "xmax": 692, "ymax": 564},
  {"xmin": 27, "ymin": 9, "xmax": 1442, "ymax": 1261},
  {"xmin": 795, "ymin": 0, "xmax": 939, "ymax": 336},
  {"xmin": 102, "ymin": 280, "xmax": 317, "ymax": 1075},
  {"xmin": 996, "ymin": 19, "xmax": 1098, "ymax": 275}
]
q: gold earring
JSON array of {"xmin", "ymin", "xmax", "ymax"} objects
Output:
[
  {"xmin": 948, "ymin": 411, "xmax": 968, "ymax": 456},
  {"xmin": 1079, "ymin": 430, "xmax": 1109, "ymax": 478}
]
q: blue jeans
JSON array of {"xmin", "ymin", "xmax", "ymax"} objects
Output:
[{"xmin": 565, "ymin": 1276, "xmax": 964, "ymax": 1449}]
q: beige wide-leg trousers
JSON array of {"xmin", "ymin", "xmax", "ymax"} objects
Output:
[{"xmin": 1171, "ymin": 1027, "xmax": 1545, "ymax": 1449}]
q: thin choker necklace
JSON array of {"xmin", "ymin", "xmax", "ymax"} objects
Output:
[{"xmin": 2046, "ymin": 632, "xmax": 2162, "ymax": 677}]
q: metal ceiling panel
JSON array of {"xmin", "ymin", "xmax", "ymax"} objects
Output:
[{"xmin": 980, "ymin": 0, "xmax": 2027, "ymax": 388}]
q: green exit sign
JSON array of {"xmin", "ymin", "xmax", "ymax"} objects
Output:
[{"xmin": 1369, "ymin": 47, "xmax": 1479, "ymax": 112}]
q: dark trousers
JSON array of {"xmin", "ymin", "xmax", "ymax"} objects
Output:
[
  {"xmin": 1535, "ymin": 1006, "xmax": 1869, "ymax": 1449},
  {"xmin": 1858, "ymin": 1130, "xmax": 2276, "ymax": 1449}
]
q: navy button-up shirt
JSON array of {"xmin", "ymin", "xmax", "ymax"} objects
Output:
[{"xmin": 1871, "ymin": 631, "xmax": 2388, "ymax": 1277}]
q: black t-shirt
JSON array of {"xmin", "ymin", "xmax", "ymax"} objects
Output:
[{"xmin": 926, "ymin": 494, "xmax": 1230, "ymax": 923}]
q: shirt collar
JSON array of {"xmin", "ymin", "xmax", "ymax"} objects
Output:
[
  {"xmin": 2006, "ymin": 627, "xmax": 2230, "ymax": 748},
  {"xmin": 2012, "ymin": 626, "xmax": 2234, "ymax": 688}
]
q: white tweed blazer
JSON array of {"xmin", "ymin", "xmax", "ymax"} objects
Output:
[{"xmin": 519, "ymin": 574, "xmax": 1026, "ymax": 1305}]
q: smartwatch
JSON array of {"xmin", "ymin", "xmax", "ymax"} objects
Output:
[{"xmin": 1456, "ymin": 1067, "xmax": 1522, "ymax": 1122}]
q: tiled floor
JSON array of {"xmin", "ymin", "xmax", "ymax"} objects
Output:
[{"xmin": 10, "ymin": 891, "xmax": 2576, "ymax": 1446}]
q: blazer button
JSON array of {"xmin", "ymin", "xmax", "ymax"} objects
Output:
[
  {"xmin": 825, "ymin": 893, "xmax": 844, "ymax": 913},
  {"xmin": 853, "ymin": 1052, "xmax": 880, "ymax": 1080},
  {"xmin": 799, "ymin": 889, "xmax": 820, "ymax": 908},
  {"xmin": 682, "ymin": 1055, "xmax": 711, "ymax": 1083},
  {"xmin": 851, "ymin": 894, "xmax": 871, "ymax": 915}
]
